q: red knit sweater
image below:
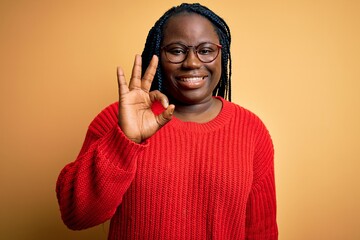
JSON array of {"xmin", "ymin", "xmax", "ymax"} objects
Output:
[{"xmin": 56, "ymin": 97, "xmax": 278, "ymax": 239}]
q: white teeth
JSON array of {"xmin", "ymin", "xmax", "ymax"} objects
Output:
[{"xmin": 180, "ymin": 77, "xmax": 203, "ymax": 82}]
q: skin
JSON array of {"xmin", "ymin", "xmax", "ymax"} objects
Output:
[
  {"xmin": 116, "ymin": 13, "xmax": 222, "ymax": 143},
  {"xmin": 161, "ymin": 13, "xmax": 222, "ymax": 122},
  {"xmin": 117, "ymin": 55, "xmax": 174, "ymax": 143}
]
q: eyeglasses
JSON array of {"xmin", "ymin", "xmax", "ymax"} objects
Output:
[{"xmin": 161, "ymin": 42, "xmax": 222, "ymax": 64}]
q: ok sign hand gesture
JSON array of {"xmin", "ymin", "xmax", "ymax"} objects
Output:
[{"xmin": 117, "ymin": 55, "xmax": 175, "ymax": 143}]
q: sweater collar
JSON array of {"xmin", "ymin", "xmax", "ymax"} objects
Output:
[{"xmin": 167, "ymin": 97, "xmax": 235, "ymax": 132}]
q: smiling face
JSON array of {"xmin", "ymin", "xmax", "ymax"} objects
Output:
[{"xmin": 160, "ymin": 13, "xmax": 222, "ymax": 105}]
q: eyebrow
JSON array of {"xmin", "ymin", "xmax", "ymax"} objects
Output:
[{"xmin": 162, "ymin": 41, "xmax": 219, "ymax": 47}]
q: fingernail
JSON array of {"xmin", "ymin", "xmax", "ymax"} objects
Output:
[{"xmin": 163, "ymin": 100, "xmax": 169, "ymax": 108}]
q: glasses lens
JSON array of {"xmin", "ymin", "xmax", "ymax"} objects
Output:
[
  {"xmin": 164, "ymin": 43, "xmax": 188, "ymax": 63},
  {"xmin": 196, "ymin": 43, "xmax": 220, "ymax": 63}
]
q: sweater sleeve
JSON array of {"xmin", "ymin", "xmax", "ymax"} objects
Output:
[
  {"xmin": 56, "ymin": 102, "xmax": 148, "ymax": 230},
  {"xmin": 245, "ymin": 118, "xmax": 278, "ymax": 240}
]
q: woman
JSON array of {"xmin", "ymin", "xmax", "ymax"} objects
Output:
[{"xmin": 56, "ymin": 3, "xmax": 278, "ymax": 239}]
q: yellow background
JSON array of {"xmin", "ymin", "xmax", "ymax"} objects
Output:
[{"xmin": 1, "ymin": 0, "xmax": 359, "ymax": 239}]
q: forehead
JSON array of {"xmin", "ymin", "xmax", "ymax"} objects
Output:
[{"xmin": 162, "ymin": 13, "xmax": 219, "ymax": 44}]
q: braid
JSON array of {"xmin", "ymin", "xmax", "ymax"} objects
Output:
[{"xmin": 141, "ymin": 3, "xmax": 232, "ymax": 101}]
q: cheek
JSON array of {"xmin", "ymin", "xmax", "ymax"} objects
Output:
[
  {"xmin": 160, "ymin": 61, "xmax": 177, "ymax": 90},
  {"xmin": 160, "ymin": 55, "xmax": 173, "ymax": 74},
  {"xmin": 211, "ymin": 59, "xmax": 222, "ymax": 81},
  {"xmin": 160, "ymin": 61, "xmax": 171, "ymax": 80},
  {"xmin": 160, "ymin": 60, "xmax": 181, "ymax": 84}
]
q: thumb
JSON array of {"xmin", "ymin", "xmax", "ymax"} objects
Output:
[{"xmin": 156, "ymin": 104, "xmax": 175, "ymax": 127}]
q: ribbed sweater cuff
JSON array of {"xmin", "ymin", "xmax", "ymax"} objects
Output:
[{"xmin": 97, "ymin": 125, "xmax": 148, "ymax": 171}]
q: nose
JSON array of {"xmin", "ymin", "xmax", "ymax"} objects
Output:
[{"xmin": 182, "ymin": 49, "xmax": 202, "ymax": 69}]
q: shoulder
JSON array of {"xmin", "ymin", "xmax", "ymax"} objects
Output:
[
  {"xmin": 221, "ymin": 98, "xmax": 273, "ymax": 145},
  {"xmin": 222, "ymin": 98, "xmax": 268, "ymax": 130},
  {"xmin": 88, "ymin": 102, "xmax": 119, "ymax": 137}
]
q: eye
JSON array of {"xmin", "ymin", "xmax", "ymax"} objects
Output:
[
  {"xmin": 167, "ymin": 46, "xmax": 187, "ymax": 55},
  {"xmin": 197, "ymin": 43, "xmax": 217, "ymax": 55},
  {"xmin": 198, "ymin": 47, "xmax": 214, "ymax": 55}
]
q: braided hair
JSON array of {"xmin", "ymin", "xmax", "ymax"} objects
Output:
[{"xmin": 141, "ymin": 3, "xmax": 232, "ymax": 101}]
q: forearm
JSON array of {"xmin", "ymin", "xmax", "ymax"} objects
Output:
[
  {"xmin": 245, "ymin": 170, "xmax": 278, "ymax": 239},
  {"xmin": 56, "ymin": 126, "xmax": 147, "ymax": 230},
  {"xmin": 246, "ymin": 118, "xmax": 278, "ymax": 239}
]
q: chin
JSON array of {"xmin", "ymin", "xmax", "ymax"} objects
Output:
[{"xmin": 173, "ymin": 91, "xmax": 214, "ymax": 105}]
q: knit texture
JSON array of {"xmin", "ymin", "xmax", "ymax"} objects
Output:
[{"xmin": 56, "ymin": 97, "xmax": 278, "ymax": 239}]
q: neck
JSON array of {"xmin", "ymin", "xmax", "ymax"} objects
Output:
[{"xmin": 172, "ymin": 97, "xmax": 222, "ymax": 123}]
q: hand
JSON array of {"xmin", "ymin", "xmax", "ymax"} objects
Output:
[{"xmin": 117, "ymin": 54, "xmax": 175, "ymax": 143}]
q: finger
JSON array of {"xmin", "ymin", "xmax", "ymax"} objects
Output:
[
  {"xmin": 141, "ymin": 55, "xmax": 158, "ymax": 92},
  {"xmin": 129, "ymin": 54, "xmax": 142, "ymax": 90},
  {"xmin": 156, "ymin": 104, "xmax": 175, "ymax": 127},
  {"xmin": 117, "ymin": 66, "xmax": 129, "ymax": 96},
  {"xmin": 149, "ymin": 90, "xmax": 169, "ymax": 108}
]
